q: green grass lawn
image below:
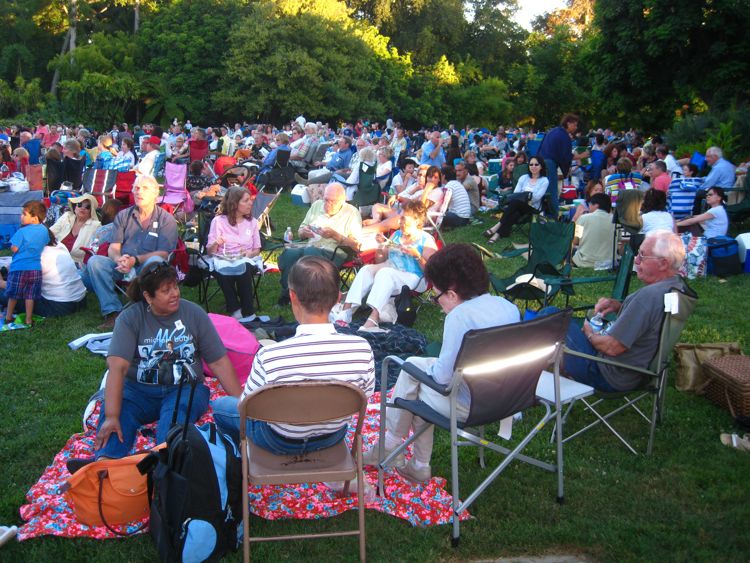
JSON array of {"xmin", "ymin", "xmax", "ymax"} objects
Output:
[{"xmin": 1, "ymin": 194, "xmax": 750, "ymax": 561}]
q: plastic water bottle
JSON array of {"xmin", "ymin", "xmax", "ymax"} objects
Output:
[
  {"xmin": 589, "ymin": 313, "xmax": 605, "ymax": 333},
  {"xmin": 90, "ymin": 236, "xmax": 100, "ymax": 254},
  {"xmin": 284, "ymin": 227, "xmax": 293, "ymax": 243}
]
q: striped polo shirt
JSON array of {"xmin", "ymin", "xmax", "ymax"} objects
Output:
[{"xmin": 240, "ymin": 323, "xmax": 375, "ymax": 439}]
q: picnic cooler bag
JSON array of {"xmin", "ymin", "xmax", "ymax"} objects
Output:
[
  {"xmin": 702, "ymin": 355, "xmax": 750, "ymax": 417},
  {"xmin": 706, "ymin": 236, "xmax": 742, "ymax": 276}
]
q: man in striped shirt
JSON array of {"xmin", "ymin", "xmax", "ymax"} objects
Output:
[{"xmin": 212, "ymin": 256, "xmax": 375, "ymax": 452}]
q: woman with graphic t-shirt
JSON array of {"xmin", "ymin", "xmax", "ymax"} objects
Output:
[{"xmin": 66, "ymin": 262, "xmax": 242, "ymax": 469}]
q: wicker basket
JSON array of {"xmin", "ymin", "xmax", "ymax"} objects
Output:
[{"xmin": 703, "ymin": 355, "xmax": 750, "ymax": 417}]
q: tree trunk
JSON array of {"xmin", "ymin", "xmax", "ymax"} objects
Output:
[
  {"xmin": 49, "ymin": 29, "xmax": 72, "ymax": 96},
  {"xmin": 69, "ymin": 0, "xmax": 77, "ymax": 57},
  {"xmin": 134, "ymin": 0, "xmax": 140, "ymax": 33}
]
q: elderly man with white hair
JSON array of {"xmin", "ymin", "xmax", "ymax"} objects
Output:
[
  {"xmin": 276, "ymin": 183, "xmax": 361, "ymax": 306},
  {"xmin": 543, "ymin": 230, "xmax": 690, "ymax": 392},
  {"xmin": 690, "ymin": 146, "xmax": 736, "ymax": 215},
  {"xmin": 81, "ymin": 175, "xmax": 178, "ymax": 328}
]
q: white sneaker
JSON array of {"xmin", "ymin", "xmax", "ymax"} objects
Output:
[
  {"xmin": 231, "ymin": 309, "xmax": 243, "ymax": 320},
  {"xmin": 362, "ymin": 441, "xmax": 405, "ymax": 467}
]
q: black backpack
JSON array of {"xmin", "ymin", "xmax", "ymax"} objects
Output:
[{"xmin": 140, "ymin": 379, "xmax": 243, "ymax": 562}]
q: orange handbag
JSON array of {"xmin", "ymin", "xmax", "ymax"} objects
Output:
[{"xmin": 62, "ymin": 452, "xmax": 151, "ymax": 533}]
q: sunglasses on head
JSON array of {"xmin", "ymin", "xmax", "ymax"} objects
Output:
[{"xmin": 141, "ymin": 261, "xmax": 173, "ymax": 279}]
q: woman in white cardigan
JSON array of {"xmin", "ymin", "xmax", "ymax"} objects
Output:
[{"xmin": 50, "ymin": 193, "xmax": 101, "ymax": 265}]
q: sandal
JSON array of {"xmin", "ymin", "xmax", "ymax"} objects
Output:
[
  {"xmin": 483, "ymin": 228, "xmax": 497, "ymax": 238},
  {"xmin": 720, "ymin": 433, "xmax": 750, "ymax": 452},
  {"xmin": 488, "ymin": 233, "xmax": 501, "ymax": 244}
]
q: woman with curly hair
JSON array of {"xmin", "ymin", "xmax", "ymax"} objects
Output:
[{"xmin": 362, "ymin": 243, "xmax": 519, "ymax": 483}]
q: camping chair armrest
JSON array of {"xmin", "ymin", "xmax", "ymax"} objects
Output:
[
  {"xmin": 400, "ymin": 361, "xmax": 451, "ymax": 395},
  {"xmin": 562, "ymin": 346, "xmax": 655, "ymax": 378}
]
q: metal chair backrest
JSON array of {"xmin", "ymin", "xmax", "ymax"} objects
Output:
[
  {"xmin": 238, "ymin": 381, "xmax": 367, "ymax": 432},
  {"xmin": 454, "ymin": 309, "xmax": 571, "ymax": 426}
]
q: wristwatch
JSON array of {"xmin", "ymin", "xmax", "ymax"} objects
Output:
[{"xmin": 133, "ymin": 256, "xmax": 140, "ymax": 267}]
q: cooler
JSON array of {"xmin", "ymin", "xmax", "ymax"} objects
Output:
[
  {"xmin": 290, "ymin": 184, "xmax": 311, "ymax": 207},
  {"xmin": 488, "ymin": 159, "xmax": 502, "ymax": 175},
  {"xmin": 482, "ymin": 174, "xmax": 499, "ymax": 192},
  {"xmin": 0, "ymin": 191, "xmax": 44, "ymax": 248}
]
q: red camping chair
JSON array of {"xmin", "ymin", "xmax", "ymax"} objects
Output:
[
  {"xmin": 81, "ymin": 169, "xmax": 118, "ymax": 206},
  {"xmin": 114, "ymin": 170, "xmax": 137, "ymax": 206},
  {"xmin": 188, "ymin": 139, "xmax": 210, "ymax": 162}
]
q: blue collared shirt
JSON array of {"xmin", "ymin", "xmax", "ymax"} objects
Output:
[
  {"xmin": 701, "ymin": 158, "xmax": 736, "ymax": 189},
  {"xmin": 419, "ymin": 140, "xmax": 446, "ymax": 167},
  {"xmin": 326, "ymin": 148, "xmax": 353, "ymax": 172},
  {"xmin": 111, "ymin": 205, "xmax": 178, "ymax": 257}
]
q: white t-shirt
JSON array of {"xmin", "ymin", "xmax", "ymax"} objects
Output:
[
  {"xmin": 702, "ymin": 205, "xmax": 729, "ymax": 239},
  {"xmin": 41, "ymin": 244, "xmax": 87, "ymax": 302},
  {"xmin": 640, "ymin": 211, "xmax": 674, "ymax": 234}
]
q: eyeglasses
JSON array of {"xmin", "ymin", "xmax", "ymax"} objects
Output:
[
  {"xmin": 636, "ymin": 251, "xmax": 664, "ymax": 261},
  {"xmin": 430, "ymin": 290, "xmax": 447, "ymax": 305},
  {"xmin": 529, "ymin": 162, "xmax": 541, "ymax": 166},
  {"xmin": 75, "ymin": 202, "xmax": 91, "ymax": 210}
]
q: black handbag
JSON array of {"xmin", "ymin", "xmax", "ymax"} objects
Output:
[{"xmin": 395, "ymin": 285, "xmax": 417, "ymax": 327}]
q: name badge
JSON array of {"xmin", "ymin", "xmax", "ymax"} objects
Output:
[
  {"xmin": 175, "ymin": 320, "xmax": 184, "ymax": 330},
  {"xmin": 153, "ymin": 221, "xmax": 159, "ymax": 229},
  {"xmin": 148, "ymin": 231, "xmax": 158, "ymax": 237}
]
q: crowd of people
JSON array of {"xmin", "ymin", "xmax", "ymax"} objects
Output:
[{"xmin": 1, "ymin": 112, "xmax": 744, "ymax": 488}]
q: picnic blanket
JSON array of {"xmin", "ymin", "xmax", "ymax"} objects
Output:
[{"xmin": 18, "ymin": 378, "xmax": 468, "ymax": 540}]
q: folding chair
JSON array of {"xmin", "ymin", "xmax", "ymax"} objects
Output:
[
  {"xmin": 188, "ymin": 139, "xmax": 210, "ymax": 162},
  {"xmin": 159, "ymin": 162, "xmax": 192, "ymax": 217},
  {"xmin": 81, "ymin": 168, "xmax": 118, "ymax": 206},
  {"xmin": 351, "ymin": 161, "xmax": 379, "ymax": 208},
  {"xmin": 546, "ymin": 243, "xmax": 636, "ymax": 310},
  {"xmin": 62, "ymin": 156, "xmax": 86, "ymax": 191},
  {"xmin": 114, "ymin": 170, "xmax": 136, "ymax": 206},
  {"xmin": 423, "ymin": 188, "xmax": 451, "ymax": 244},
  {"xmin": 559, "ymin": 286, "xmax": 698, "ymax": 455},
  {"xmin": 153, "ymin": 153, "xmax": 166, "ymax": 178},
  {"xmin": 478, "ymin": 221, "xmax": 576, "ymax": 309},
  {"xmin": 375, "ymin": 310, "xmax": 586, "ymax": 545},
  {"xmin": 251, "ymin": 188, "xmax": 283, "ymax": 238},
  {"xmin": 259, "ymin": 150, "xmax": 294, "ymax": 192},
  {"xmin": 238, "ymin": 381, "xmax": 368, "ymax": 562}
]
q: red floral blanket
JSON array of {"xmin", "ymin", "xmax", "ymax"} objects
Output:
[{"xmin": 18, "ymin": 381, "xmax": 468, "ymax": 540}]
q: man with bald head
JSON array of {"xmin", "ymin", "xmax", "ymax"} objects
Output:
[{"xmin": 276, "ymin": 183, "xmax": 362, "ymax": 306}]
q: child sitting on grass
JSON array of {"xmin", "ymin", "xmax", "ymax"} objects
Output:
[{"xmin": 2, "ymin": 201, "xmax": 50, "ymax": 330}]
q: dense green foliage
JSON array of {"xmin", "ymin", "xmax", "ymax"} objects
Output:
[{"xmin": 2, "ymin": 0, "xmax": 750, "ymax": 132}]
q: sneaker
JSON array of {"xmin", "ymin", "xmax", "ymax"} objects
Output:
[
  {"xmin": 362, "ymin": 441, "xmax": 405, "ymax": 467},
  {"xmin": 98, "ymin": 311, "xmax": 120, "ymax": 331},
  {"xmin": 396, "ymin": 459, "xmax": 431, "ymax": 484},
  {"xmin": 231, "ymin": 309, "xmax": 243, "ymax": 320}
]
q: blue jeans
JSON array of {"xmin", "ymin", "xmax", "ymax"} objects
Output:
[
  {"xmin": 537, "ymin": 306, "xmax": 617, "ymax": 392},
  {"xmin": 96, "ymin": 379, "xmax": 210, "ymax": 459},
  {"xmin": 211, "ymin": 396, "xmax": 347, "ymax": 455},
  {"xmin": 80, "ymin": 255, "xmax": 162, "ymax": 316}
]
